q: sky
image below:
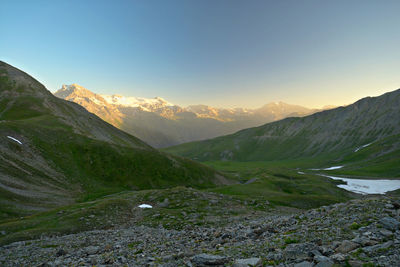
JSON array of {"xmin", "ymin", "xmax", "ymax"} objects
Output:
[{"xmin": 1, "ymin": 0, "xmax": 400, "ymax": 109}]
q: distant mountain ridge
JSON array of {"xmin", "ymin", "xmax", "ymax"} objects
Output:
[
  {"xmin": 165, "ymin": 88, "xmax": 400, "ymax": 177},
  {"xmin": 55, "ymin": 84, "xmax": 328, "ymax": 147}
]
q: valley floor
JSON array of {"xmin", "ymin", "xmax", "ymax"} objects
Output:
[{"xmin": 1, "ymin": 196, "xmax": 400, "ymax": 266}]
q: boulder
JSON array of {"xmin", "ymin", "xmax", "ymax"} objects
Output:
[
  {"xmin": 351, "ymin": 236, "xmax": 377, "ymax": 246},
  {"xmin": 284, "ymin": 242, "xmax": 317, "ymax": 260},
  {"xmin": 294, "ymin": 261, "xmax": 313, "ymax": 267},
  {"xmin": 85, "ymin": 245, "xmax": 100, "ymax": 255},
  {"xmin": 379, "ymin": 229, "xmax": 393, "ymax": 238},
  {"xmin": 330, "ymin": 253, "xmax": 347, "ymax": 262},
  {"xmin": 363, "ymin": 241, "xmax": 393, "ymax": 254},
  {"xmin": 379, "ymin": 217, "xmax": 400, "ymax": 231},
  {"xmin": 314, "ymin": 255, "xmax": 334, "ymax": 267},
  {"xmin": 192, "ymin": 254, "xmax": 228, "ymax": 266},
  {"xmin": 335, "ymin": 240, "xmax": 359, "ymax": 253},
  {"xmin": 232, "ymin": 257, "xmax": 262, "ymax": 267}
]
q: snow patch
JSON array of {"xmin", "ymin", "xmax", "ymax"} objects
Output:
[
  {"xmin": 310, "ymin": 166, "xmax": 343, "ymax": 171},
  {"xmin": 7, "ymin": 136, "xmax": 22, "ymax": 145},
  {"xmin": 321, "ymin": 175, "xmax": 400, "ymax": 195},
  {"xmin": 297, "ymin": 171, "xmax": 305, "ymax": 174},
  {"xmin": 138, "ymin": 204, "xmax": 152, "ymax": 209},
  {"xmin": 354, "ymin": 143, "xmax": 373, "ymax": 152},
  {"xmin": 323, "ymin": 166, "xmax": 343, "ymax": 170},
  {"xmin": 90, "ymin": 97, "xmax": 105, "ymax": 106}
]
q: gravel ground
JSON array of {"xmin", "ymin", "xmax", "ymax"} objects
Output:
[{"xmin": 1, "ymin": 196, "xmax": 400, "ymax": 266}]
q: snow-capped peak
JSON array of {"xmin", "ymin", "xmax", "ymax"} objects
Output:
[{"xmin": 101, "ymin": 94, "xmax": 174, "ymax": 108}]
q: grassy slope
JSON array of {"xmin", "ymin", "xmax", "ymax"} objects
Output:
[
  {"xmin": 6, "ymin": 117, "xmax": 222, "ymax": 192},
  {"xmin": 0, "ymin": 160, "xmax": 355, "ymax": 246},
  {"xmin": 0, "ymin": 62, "xmax": 230, "ymax": 220},
  {"xmin": 333, "ymin": 134, "xmax": 400, "ymax": 177},
  {"xmin": 204, "ymin": 161, "xmax": 353, "ymax": 208},
  {"xmin": 0, "ymin": 187, "xmax": 273, "ymax": 246},
  {"xmin": 164, "ymin": 90, "xmax": 400, "ymax": 177}
]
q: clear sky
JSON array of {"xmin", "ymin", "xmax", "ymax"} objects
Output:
[{"xmin": 1, "ymin": 0, "xmax": 400, "ymax": 108}]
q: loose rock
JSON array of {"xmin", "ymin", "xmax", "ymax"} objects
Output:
[
  {"xmin": 192, "ymin": 253, "xmax": 228, "ymax": 266},
  {"xmin": 232, "ymin": 257, "xmax": 262, "ymax": 267},
  {"xmin": 335, "ymin": 240, "xmax": 359, "ymax": 253},
  {"xmin": 379, "ymin": 217, "xmax": 400, "ymax": 231}
]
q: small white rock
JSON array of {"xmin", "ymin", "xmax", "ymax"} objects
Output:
[{"xmin": 138, "ymin": 204, "xmax": 152, "ymax": 209}]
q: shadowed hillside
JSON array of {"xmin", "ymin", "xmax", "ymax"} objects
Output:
[{"xmin": 0, "ymin": 61, "xmax": 231, "ymax": 220}]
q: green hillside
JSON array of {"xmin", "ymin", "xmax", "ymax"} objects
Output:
[
  {"xmin": 0, "ymin": 61, "xmax": 231, "ymax": 220},
  {"xmin": 165, "ymin": 89, "xmax": 400, "ymax": 177}
]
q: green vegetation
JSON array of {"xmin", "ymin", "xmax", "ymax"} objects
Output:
[
  {"xmin": 204, "ymin": 161, "xmax": 353, "ymax": 209},
  {"xmin": 0, "ymin": 187, "xmax": 268, "ymax": 246},
  {"xmin": 167, "ymin": 133, "xmax": 400, "ymax": 179},
  {"xmin": 284, "ymin": 237, "xmax": 299, "ymax": 244},
  {"xmin": 29, "ymin": 122, "xmax": 220, "ymax": 192},
  {"xmin": 164, "ymin": 89, "xmax": 400, "ymax": 178},
  {"xmin": 0, "ymin": 113, "xmax": 226, "ymax": 218},
  {"xmin": 0, "ymin": 196, "xmax": 136, "ymax": 246},
  {"xmin": 350, "ymin": 222, "xmax": 361, "ymax": 230},
  {"xmin": 331, "ymin": 135, "xmax": 400, "ymax": 178},
  {"xmin": 0, "ymin": 158, "xmax": 356, "ymax": 246}
]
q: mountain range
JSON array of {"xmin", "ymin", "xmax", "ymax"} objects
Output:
[
  {"xmin": 0, "ymin": 61, "xmax": 229, "ymax": 219},
  {"xmin": 54, "ymin": 84, "xmax": 328, "ymax": 148},
  {"xmin": 165, "ymin": 89, "xmax": 400, "ymax": 177}
]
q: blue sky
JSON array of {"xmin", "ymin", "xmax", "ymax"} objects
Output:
[{"xmin": 1, "ymin": 0, "xmax": 400, "ymax": 108}]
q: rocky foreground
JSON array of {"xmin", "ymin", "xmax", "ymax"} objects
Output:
[{"xmin": 1, "ymin": 196, "xmax": 400, "ymax": 267}]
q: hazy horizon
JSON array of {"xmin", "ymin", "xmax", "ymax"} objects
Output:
[{"xmin": 2, "ymin": 0, "xmax": 400, "ymax": 109}]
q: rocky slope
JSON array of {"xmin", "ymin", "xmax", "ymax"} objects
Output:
[
  {"xmin": 54, "ymin": 84, "xmax": 323, "ymax": 148},
  {"xmin": 0, "ymin": 61, "xmax": 230, "ymax": 219},
  {"xmin": 1, "ymin": 193, "xmax": 399, "ymax": 266},
  {"xmin": 54, "ymin": 84, "xmax": 124, "ymax": 127}
]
